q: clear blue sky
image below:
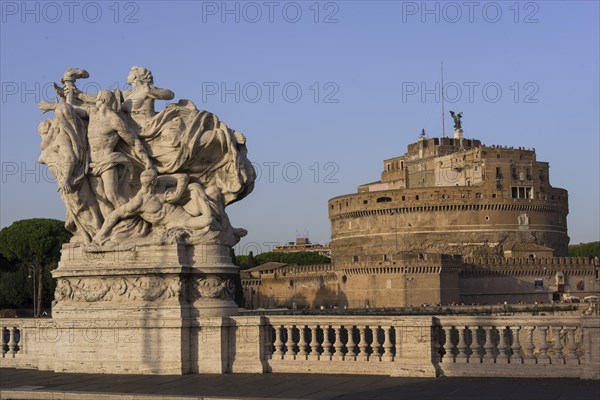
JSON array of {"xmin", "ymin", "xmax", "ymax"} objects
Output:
[{"xmin": 1, "ymin": 1, "xmax": 599, "ymax": 254}]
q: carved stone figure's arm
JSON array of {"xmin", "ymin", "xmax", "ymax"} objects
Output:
[
  {"xmin": 38, "ymin": 100, "xmax": 58, "ymax": 113},
  {"xmin": 148, "ymin": 86, "xmax": 175, "ymax": 101},
  {"xmin": 158, "ymin": 174, "xmax": 189, "ymax": 203},
  {"xmin": 94, "ymin": 195, "xmax": 143, "ymax": 244}
]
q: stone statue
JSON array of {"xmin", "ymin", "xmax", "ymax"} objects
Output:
[
  {"xmin": 122, "ymin": 66, "xmax": 175, "ymax": 129},
  {"xmin": 38, "ymin": 67, "xmax": 255, "ymax": 247},
  {"xmin": 449, "ymin": 111, "xmax": 463, "ymax": 130}
]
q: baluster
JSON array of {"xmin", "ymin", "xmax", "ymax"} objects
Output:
[
  {"xmin": 537, "ymin": 326, "xmax": 550, "ymax": 364},
  {"xmin": 358, "ymin": 326, "xmax": 368, "ymax": 361},
  {"xmin": 509, "ymin": 326, "xmax": 523, "ymax": 364},
  {"xmin": 551, "ymin": 326, "xmax": 564, "ymax": 364},
  {"xmin": 483, "ymin": 326, "xmax": 495, "ymax": 363},
  {"xmin": 333, "ymin": 326, "xmax": 344, "ymax": 360},
  {"xmin": 346, "ymin": 325, "xmax": 356, "ymax": 361},
  {"xmin": 496, "ymin": 326, "xmax": 509, "ymax": 364},
  {"xmin": 285, "ymin": 325, "xmax": 296, "ymax": 359},
  {"xmin": 0, "ymin": 327, "xmax": 7, "ymax": 358},
  {"xmin": 322, "ymin": 325, "xmax": 332, "ymax": 359},
  {"xmin": 455, "ymin": 326, "xmax": 468, "ymax": 363},
  {"xmin": 0, "ymin": 326, "xmax": 8, "ymax": 358},
  {"xmin": 297, "ymin": 325, "xmax": 308, "ymax": 358},
  {"xmin": 273, "ymin": 325, "xmax": 284, "ymax": 359},
  {"xmin": 263, "ymin": 325, "xmax": 273, "ymax": 359},
  {"xmin": 470, "ymin": 326, "xmax": 482, "ymax": 363},
  {"xmin": 382, "ymin": 326, "xmax": 393, "ymax": 362},
  {"xmin": 523, "ymin": 326, "xmax": 536, "ymax": 364},
  {"xmin": 432, "ymin": 326, "xmax": 442, "ymax": 363},
  {"xmin": 565, "ymin": 327, "xmax": 579, "ymax": 363},
  {"xmin": 371, "ymin": 326, "xmax": 381, "ymax": 361},
  {"xmin": 308, "ymin": 325, "xmax": 319, "ymax": 360},
  {"xmin": 7, "ymin": 327, "xmax": 17, "ymax": 357}
]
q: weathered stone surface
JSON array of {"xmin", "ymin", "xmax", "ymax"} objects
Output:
[{"xmin": 38, "ymin": 67, "xmax": 254, "ymax": 248}]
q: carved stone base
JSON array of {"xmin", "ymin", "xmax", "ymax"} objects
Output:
[{"xmin": 48, "ymin": 241, "xmax": 241, "ymax": 374}]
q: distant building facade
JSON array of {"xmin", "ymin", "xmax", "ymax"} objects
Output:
[
  {"xmin": 273, "ymin": 237, "xmax": 331, "ymax": 258},
  {"xmin": 242, "ymin": 135, "xmax": 599, "ymax": 309}
]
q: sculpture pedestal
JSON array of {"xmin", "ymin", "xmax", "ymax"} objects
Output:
[{"xmin": 49, "ymin": 241, "xmax": 239, "ymax": 374}]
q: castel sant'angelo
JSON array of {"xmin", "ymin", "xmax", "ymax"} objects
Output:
[{"xmin": 243, "ymin": 116, "xmax": 599, "ymax": 309}]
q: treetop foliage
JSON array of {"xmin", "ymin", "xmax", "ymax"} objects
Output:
[
  {"xmin": 235, "ymin": 251, "xmax": 331, "ymax": 269},
  {"xmin": 0, "ymin": 218, "xmax": 71, "ymax": 267},
  {"xmin": 568, "ymin": 241, "xmax": 600, "ymax": 258}
]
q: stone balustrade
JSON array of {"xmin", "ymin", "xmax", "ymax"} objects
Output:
[
  {"xmin": 1, "ymin": 315, "xmax": 598, "ymax": 379},
  {"xmin": 260, "ymin": 316, "xmax": 432, "ymax": 376},
  {"xmin": 1, "ymin": 323, "xmax": 22, "ymax": 359},
  {"xmin": 433, "ymin": 316, "xmax": 595, "ymax": 378}
]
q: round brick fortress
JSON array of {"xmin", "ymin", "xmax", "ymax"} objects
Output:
[{"xmin": 328, "ymin": 136, "xmax": 569, "ymax": 262}]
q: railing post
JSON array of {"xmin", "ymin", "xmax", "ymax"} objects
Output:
[
  {"xmin": 581, "ymin": 316, "xmax": 600, "ymax": 379},
  {"xmin": 346, "ymin": 325, "xmax": 356, "ymax": 361},
  {"xmin": 470, "ymin": 326, "xmax": 483, "ymax": 363},
  {"xmin": 382, "ymin": 326, "xmax": 393, "ymax": 362},
  {"xmin": 358, "ymin": 326, "xmax": 368, "ymax": 361},
  {"xmin": 284, "ymin": 325, "xmax": 296, "ymax": 359},
  {"xmin": 297, "ymin": 325, "xmax": 308, "ymax": 359},
  {"xmin": 565, "ymin": 327, "xmax": 579, "ymax": 363},
  {"xmin": 391, "ymin": 318, "xmax": 438, "ymax": 377},
  {"xmin": 0, "ymin": 327, "xmax": 6, "ymax": 358},
  {"xmin": 551, "ymin": 326, "xmax": 565, "ymax": 364},
  {"xmin": 308, "ymin": 325, "xmax": 319, "ymax": 360},
  {"xmin": 321, "ymin": 325, "xmax": 332, "ymax": 359},
  {"xmin": 483, "ymin": 326, "xmax": 495, "ymax": 363},
  {"xmin": 263, "ymin": 324, "xmax": 273, "ymax": 360},
  {"xmin": 509, "ymin": 326, "xmax": 523, "ymax": 364},
  {"xmin": 273, "ymin": 325, "xmax": 284, "ymax": 359},
  {"xmin": 523, "ymin": 326, "xmax": 536, "ymax": 364},
  {"xmin": 496, "ymin": 326, "xmax": 509, "ymax": 364},
  {"xmin": 370, "ymin": 326, "xmax": 381, "ymax": 361},
  {"xmin": 537, "ymin": 326, "xmax": 551, "ymax": 364},
  {"xmin": 432, "ymin": 325, "xmax": 442, "ymax": 364},
  {"xmin": 7, "ymin": 327, "xmax": 17, "ymax": 357},
  {"xmin": 455, "ymin": 326, "xmax": 468, "ymax": 363},
  {"xmin": 333, "ymin": 326, "xmax": 344, "ymax": 361}
]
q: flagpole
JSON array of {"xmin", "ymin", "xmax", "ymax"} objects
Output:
[{"xmin": 441, "ymin": 61, "xmax": 446, "ymax": 138}]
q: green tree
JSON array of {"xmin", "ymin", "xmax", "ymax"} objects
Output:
[
  {"xmin": 569, "ymin": 242, "xmax": 600, "ymax": 258},
  {"xmin": 236, "ymin": 251, "xmax": 331, "ymax": 269},
  {"xmin": 0, "ymin": 219, "xmax": 71, "ymax": 315}
]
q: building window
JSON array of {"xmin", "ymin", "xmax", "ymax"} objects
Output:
[
  {"xmin": 534, "ymin": 279, "xmax": 543, "ymax": 291},
  {"xmin": 512, "ymin": 186, "xmax": 533, "ymax": 199},
  {"xmin": 363, "ymin": 200, "xmax": 368, "ymax": 204},
  {"xmin": 352, "ymin": 256, "xmax": 359, "ymax": 262},
  {"xmin": 476, "ymin": 193, "xmax": 482, "ymax": 198},
  {"xmin": 496, "ymin": 167, "xmax": 502, "ymax": 178},
  {"xmin": 415, "ymin": 195, "xmax": 420, "ymax": 200},
  {"xmin": 377, "ymin": 197, "xmax": 392, "ymax": 203}
]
